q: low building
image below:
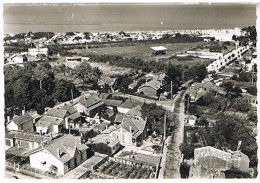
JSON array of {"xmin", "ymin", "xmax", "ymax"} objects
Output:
[
  {"xmin": 117, "ymin": 99, "xmax": 143, "ymax": 114},
  {"xmin": 191, "ymin": 146, "xmax": 250, "ymax": 178},
  {"xmin": 28, "ymin": 47, "xmax": 48, "ymax": 57},
  {"xmin": 110, "ymin": 116, "xmax": 148, "ymax": 146},
  {"xmin": 11, "ymin": 131, "xmax": 52, "ymax": 150},
  {"xmin": 185, "ymin": 115, "xmax": 197, "ymax": 127},
  {"xmin": 138, "ymin": 79, "xmax": 164, "ymax": 98},
  {"xmin": 29, "ymin": 135, "xmax": 90, "ymax": 176},
  {"xmin": 6, "ymin": 112, "xmax": 34, "ymax": 132},
  {"xmin": 150, "ymin": 46, "xmax": 167, "ymax": 55},
  {"xmin": 89, "ymin": 134, "xmax": 120, "ymax": 155},
  {"xmin": 73, "ymin": 95, "xmax": 105, "ymax": 117}
]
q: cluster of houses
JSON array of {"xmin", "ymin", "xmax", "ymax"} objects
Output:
[{"xmin": 5, "ymin": 91, "xmax": 152, "ymax": 176}]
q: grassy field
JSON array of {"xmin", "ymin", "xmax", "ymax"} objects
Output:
[{"xmin": 88, "ymin": 42, "xmax": 211, "ymax": 62}]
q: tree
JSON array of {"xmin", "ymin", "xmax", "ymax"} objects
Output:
[
  {"xmin": 52, "ymin": 79, "xmax": 80, "ymax": 102},
  {"xmin": 179, "ymin": 143, "xmax": 194, "ymax": 159},
  {"xmin": 141, "ymin": 103, "xmax": 168, "ymax": 135},
  {"xmin": 231, "ymin": 97, "xmax": 250, "ymax": 112},
  {"xmin": 196, "ymin": 117, "xmax": 208, "ymax": 127},
  {"xmin": 223, "ymin": 81, "xmax": 234, "ymax": 95}
]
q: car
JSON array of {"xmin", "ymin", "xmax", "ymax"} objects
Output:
[{"xmin": 13, "ymin": 176, "xmax": 19, "ymax": 179}]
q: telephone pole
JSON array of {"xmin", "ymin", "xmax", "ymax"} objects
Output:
[{"xmin": 171, "ymin": 80, "xmax": 173, "ymax": 100}]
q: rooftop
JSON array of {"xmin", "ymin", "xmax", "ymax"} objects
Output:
[
  {"xmin": 150, "ymin": 46, "xmax": 167, "ymax": 51},
  {"xmin": 12, "ymin": 113, "xmax": 34, "ymax": 125}
]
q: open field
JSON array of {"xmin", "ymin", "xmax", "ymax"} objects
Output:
[
  {"xmin": 89, "ymin": 62, "xmax": 131, "ymax": 76},
  {"xmin": 88, "ymin": 42, "xmax": 211, "ymax": 62}
]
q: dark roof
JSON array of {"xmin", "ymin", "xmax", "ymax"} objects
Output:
[
  {"xmin": 45, "ymin": 108, "xmax": 69, "ymax": 118},
  {"xmin": 13, "ymin": 113, "xmax": 34, "ymax": 125},
  {"xmin": 96, "ymin": 122, "xmax": 109, "ymax": 131},
  {"xmin": 60, "ymin": 104, "xmax": 77, "ymax": 114},
  {"xmin": 126, "ymin": 105, "xmax": 142, "ymax": 117},
  {"xmin": 121, "ymin": 116, "xmax": 147, "ymax": 135},
  {"xmin": 119, "ymin": 99, "xmax": 143, "ymax": 109},
  {"xmin": 43, "ymin": 135, "xmax": 88, "ymax": 163},
  {"xmin": 9, "ymin": 131, "xmax": 52, "ymax": 143},
  {"xmin": 37, "ymin": 116, "xmax": 64, "ymax": 126},
  {"xmin": 103, "ymin": 99, "xmax": 123, "ymax": 107},
  {"xmin": 5, "ymin": 132, "xmax": 16, "ymax": 139},
  {"xmin": 67, "ymin": 112, "xmax": 82, "ymax": 120},
  {"xmin": 114, "ymin": 113, "xmax": 126, "ymax": 123},
  {"xmin": 79, "ymin": 95, "xmax": 104, "ymax": 108},
  {"xmin": 139, "ymin": 80, "xmax": 163, "ymax": 90}
]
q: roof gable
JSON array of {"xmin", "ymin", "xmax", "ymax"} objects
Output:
[
  {"xmin": 46, "ymin": 108, "xmax": 70, "ymax": 118},
  {"xmin": 13, "ymin": 113, "xmax": 34, "ymax": 125}
]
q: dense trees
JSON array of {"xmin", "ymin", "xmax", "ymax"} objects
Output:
[
  {"xmin": 183, "ymin": 65, "xmax": 207, "ymax": 82},
  {"xmin": 141, "ymin": 103, "xmax": 169, "ymax": 135},
  {"xmin": 4, "ymin": 63, "xmax": 80, "ymax": 114}
]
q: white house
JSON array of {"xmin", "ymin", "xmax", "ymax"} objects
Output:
[{"xmin": 29, "ymin": 135, "xmax": 89, "ymax": 176}]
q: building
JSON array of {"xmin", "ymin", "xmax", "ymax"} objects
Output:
[
  {"xmin": 73, "ymin": 95, "xmax": 105, "ymax": 117},
  {"xmin": 5, "ymin": 131, "xmax": 53, "ymax": 150},
  {"xmin": 117, "ymin": 99, "xmax": 143, "ymax": 114},
  {"xmin": 191, "ymin": 146, "xmax": 250, "ymax": 178},
  {"xmin": 150, "ymin": 46, "xmax": 167, "ymax": 55},
  {"xmin": 29, "ymin": 135, "xmax": 90, "ymax": 175},
  {"xmin": 6, "ymin": 112, "xmax": 34, "ymax": 132},
  {"xmin": 89, "ymin": 134, "xmax": 120, "ymax": 156},
  {"xmin": 98, "ymin": 76, "xmax": 117, "ymax": 90},
  {"xmin": 28, "ymin": 47, "xmax": 48, "ymax": 57},
  {"xmin": 65, "ymin": 56, "xmax": 90, "ymax": 62},
  {"xmin": 138, "ymin": 79, "xmax": 164, "ymax": 98},
  {"xmin": 110, "ymin": 116, "xmax": 147, "ymax": 146},
  {"xmin": 185, "ymin": 115, "xmax": 197, "ymax": 127}
]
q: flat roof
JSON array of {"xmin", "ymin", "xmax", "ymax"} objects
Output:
[{"xmin": 150, "ymin": 46, "xmax": 167, "ymax": 51}]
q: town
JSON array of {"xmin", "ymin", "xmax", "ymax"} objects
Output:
[{"xmin": 4, "ymin": 25, "xmax": 257, "ymax": 179}]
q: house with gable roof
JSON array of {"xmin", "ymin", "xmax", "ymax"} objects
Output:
[
  {"xmin": 29, "ymin": 134, "xmax": 90, "ymax": 175},
  {"xmin": 110, "ymin": 116, "xmax": 147, "ymax": 146},
  {"xmin": 6, "ymin": 111, "xmax": 34, "ymax": 132},
  {"xmin": 138, "ymin": 79, "xmax": 164, "ymax": 98},
  {"xmin": 35, "ymin": 108, "xmax": 69, "ymax": 134},
  {"xmin": 73, "ymin": 95, "xmax": 105, "ymax": 117}
]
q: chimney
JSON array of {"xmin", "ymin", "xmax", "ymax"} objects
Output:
[
  {"xmin": 7, "ymin": 116, "xmax": 10, "ymax": 123},
  {"xmin": 129, "ymin": 126, "xmax": 132, "ymax": 134},
  {"xmin": 106, "ymin": 124, "xmax": 108, "ymax": 130},
  {"xmin": 22, "ymin": 109, "xmax": 25, "ymax": 115}
]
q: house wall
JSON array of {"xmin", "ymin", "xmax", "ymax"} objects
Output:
[
  {"xmin": 36, "ymin": 126, "xmax": 49, "ymax": 134},
  {"xmin": 112, "ymin": 130, "xmax": 132, "ymax": 146},
  {"xmin": 117, "ymin": 107, "xmax": 131, "ymax": 114},
  {"xmin": 63, "ymin": 149, "xmax": 88, "ymax": 174},
  {"xmin": 7, "ymin": 121, "xmax": 18, "ymax": 131},
  {"xmin": 19, "ymin": 121, "xmax": 34, "ymax": 131},
  {"xmin": 5, "ymin": 138, "xmax": 14, "ymax": 147},
  {"xmin": 139, "ymin": 86, "xmax": 157, "ymax": 97},
  {"xmin": 30, "ymin": 150, "xmax": 65, "ymax": 175},
  {"xmin": 232, "ymin": 153, "xmax": 250, "ymax": 172},
  {"xmin": 74, "ymin": 103, "xmax": 86, "ymax": 114}
]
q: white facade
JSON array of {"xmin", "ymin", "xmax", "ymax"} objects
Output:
[
  {"xmin": 30, "ymin": 149, "xmax": 65, "ymax": 175},
  {"xmin": 28, "ymin": 48, "xmax": 48, "ymax": 57},
  {"xmin": 6, "ymin": 121, "xmax": 18, "ymax": 131}
]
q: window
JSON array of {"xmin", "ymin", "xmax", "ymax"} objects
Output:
[
  {"xmin": 20, "ymin": 124, "xmax": 24, "ymax": 130},
  {"xmin": 81, "ymin": 153, "xmax": 83, "ymax": 161},
  {"xmin": 68, "ymin": 160, "xmax": 70, "ymax": 169}
]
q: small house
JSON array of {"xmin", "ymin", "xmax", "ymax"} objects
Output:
[
  {"xmin": 6, "ymin": 112, "xmax": 34, "ymax": 132},
  {"xmin": 29, "ymin": 135, "xmax": 90, "ymax": 176}
]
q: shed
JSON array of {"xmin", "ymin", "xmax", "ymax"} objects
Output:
[{"xmin": 150, "ymin": 46, "xmax": 167, "ymax": 55}]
